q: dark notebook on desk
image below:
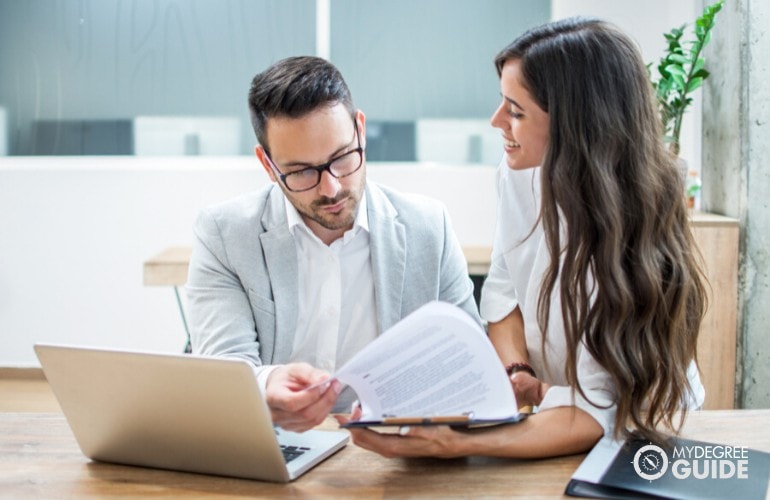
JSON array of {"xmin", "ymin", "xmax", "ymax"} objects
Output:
[
  {"xmin": 34, "ymin": 343, "xmax": 349, "ymax": 482},
  {"xmin": 566, "ymin": 433, "xmax": 770, "ymax": 499}
]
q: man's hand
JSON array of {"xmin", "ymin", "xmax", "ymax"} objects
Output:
[{"xmin": 265, "ymin": 363, "xmax": 343, "ymax": 432}]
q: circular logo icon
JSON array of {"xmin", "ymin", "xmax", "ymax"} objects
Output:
[{"xmin": 633, "ymin": 444, "xmax": 669, "ymax": 481}]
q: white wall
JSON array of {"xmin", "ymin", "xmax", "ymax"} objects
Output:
[
  {"xmin": 2, "ymin": 1, "xmax": 709, "ymax": 368},
  {"xmin": 552, "ymin": 0, "xmax": 702, "ymax": 179},
  {"xmin": 0, "ymin": 157, "xmax": 497, "ymax": 367}
]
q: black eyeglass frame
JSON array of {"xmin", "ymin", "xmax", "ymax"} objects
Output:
[{"xmin": 264, "ymin": 118, "xmax": 364, "ymax": 193}]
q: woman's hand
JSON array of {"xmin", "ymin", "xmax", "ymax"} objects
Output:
[
  {"xmin": 510, "ymin": 371, "xmax": 549, "ymax": 408},
  {"xmin": 335, "ymin": 404, "xmax": 603, "ymax": 459},
  {"xmin": 334, "ymin": 413, "xmax": 468, "ymax": 458}
]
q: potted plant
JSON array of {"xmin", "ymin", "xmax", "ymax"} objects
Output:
[{"xmin": 649, "ymin": 0, "xmax": 724, "ymax": 157}]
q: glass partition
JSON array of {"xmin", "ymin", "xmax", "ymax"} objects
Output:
[{"xmin": 0, "ymin": 0, "xmax": 549, "ymax": 161}]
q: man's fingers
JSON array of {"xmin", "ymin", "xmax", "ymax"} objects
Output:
[
  {"xmin": 265, "ymin": 363, "xmax": 345, "ymax": 431},
  {"xmin": 270, "ymin": 363, "xmax": 331, "ymax": 392},
  {"xmin": 268, "ymin": 376, "xmax": 339, "ymax": 412},
  {"xmin": 270, "ymin": 380, "xmax": 342, "ymax": 431}
]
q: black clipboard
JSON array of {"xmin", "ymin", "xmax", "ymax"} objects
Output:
[{"xmin": 341, "ymin": 413, "xmax": 527, "ymax": 429}]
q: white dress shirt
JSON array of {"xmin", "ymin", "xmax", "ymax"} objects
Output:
[
  {"xmin": 479, "ymin": 163, "xmax": 542, "ymax": 322},
  {"xmin": 287, "ymin": 193, "xmax": 377, "ymax": 373},
  {"xmin": 481, "ymin": 159, "xmax": 704, "ymax": 435},
  {"xmin": 256, "ymin": 193, "xmax": 378, "ymax": 393}
]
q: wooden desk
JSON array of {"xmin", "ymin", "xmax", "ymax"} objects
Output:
[
  {"xmin": 2, "ymin": 410, "xmax": 768, "ymax": 498},
  {"xmin": 143, "ymin": 211, "xmax": 739, "ymax": 409},
  {"xmin": 142, "ymin": 246, "xmax": 493, "ymax": 286},
  {"xmin": 141, "ymin": 213, "xmax": 733, "ymax": 288},
  {"xmin": 142, "ymin": 246, "xmax": 193, "ymax": 286}
]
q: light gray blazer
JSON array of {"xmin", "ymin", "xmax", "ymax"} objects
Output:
[{"xmin": 186, "ymin": 182, "xmax": 480, "ymax": 371}]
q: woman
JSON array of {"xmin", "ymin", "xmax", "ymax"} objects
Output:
[{"xmin": 336, "ymin": 17, "xmax": 707, "ymax": 458}]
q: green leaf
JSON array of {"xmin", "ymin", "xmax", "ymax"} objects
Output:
[
  {"xmin": 647, "ymin": 0, "xmax": 723, "ymax": 146},
  {"xmin": 668, "ymin": 54, "xmax": 690, "ymax": 65},
  {"xmin": 671, "ymin": 73, "xmax": 686, "ymax": 90},
  {"xmin": 687, "ymin": 77, "xmax": 704, "ymax": 93},
  {"xmin": 693, "ymin": 68, "xmax": 710, "ymax": 79},
  {"xmin": 692, "ymin": 57, "xmax": 705, "ymax": 74},
  {"xmin": 665, "ymin": 64, "xmax": 687, "ymax": 78}
]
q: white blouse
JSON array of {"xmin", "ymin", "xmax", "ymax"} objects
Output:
[{"xmin": 480, "ymin": 160, "xmax": 705, "ymax": 434}]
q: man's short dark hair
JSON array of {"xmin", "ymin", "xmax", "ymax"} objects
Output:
[{"xmin": 248, "ymin": 56, "xmax": 355, "ymax": 151}]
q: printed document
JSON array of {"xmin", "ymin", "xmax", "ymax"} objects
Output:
[{"xmin": 332, "ymin": 301, "xmax": 521, "ymax": 426}]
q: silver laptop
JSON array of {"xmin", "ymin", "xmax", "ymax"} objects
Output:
[{"xmin": 34, "ymin": 343, "xmax": 349, "ymax": 482}]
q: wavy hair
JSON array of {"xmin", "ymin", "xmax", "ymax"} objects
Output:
[{"xmin": 495, "ymin": 18, "xmax": 707, "ymax": 443}]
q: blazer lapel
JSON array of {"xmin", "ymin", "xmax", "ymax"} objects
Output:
[
  {"xmin": 259, "ymin": 187, "xmax": 298, "ymax": 363},
  {"xmin": 367, "ymin": 183, "xmax": 406, "ymax": 333}
]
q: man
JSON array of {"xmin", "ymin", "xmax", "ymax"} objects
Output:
[{"xmin": 186, "ymin": 56, "xmax": 479, "ymax": 432}]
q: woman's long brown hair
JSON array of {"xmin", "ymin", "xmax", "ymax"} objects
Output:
[{"xmin": 495, "ymin": 18, "xmax": 707, "ymax": 443}]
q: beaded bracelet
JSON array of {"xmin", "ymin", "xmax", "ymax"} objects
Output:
[{"xmin": 505, "ymin": 362, "xmax": 536, "ymax": 378}]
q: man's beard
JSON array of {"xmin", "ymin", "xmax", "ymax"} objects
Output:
[{"xmin": 303, "ymin": 190, "xmax": 359, "ymax": 230}]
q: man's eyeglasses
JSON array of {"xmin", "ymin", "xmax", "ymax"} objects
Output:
[{"xmin": 265, "ymin": 119, "xmax": 364, "ymax": 193}]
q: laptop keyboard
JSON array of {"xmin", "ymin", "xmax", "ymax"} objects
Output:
[{"xmin": 280, "ymin": 445, "xmax": 310, "ymax": 463}]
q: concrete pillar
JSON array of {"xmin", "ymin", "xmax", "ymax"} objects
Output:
[{"xmin": 702, "ymin": 0, "xmax": 770, "ymax": 408}]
